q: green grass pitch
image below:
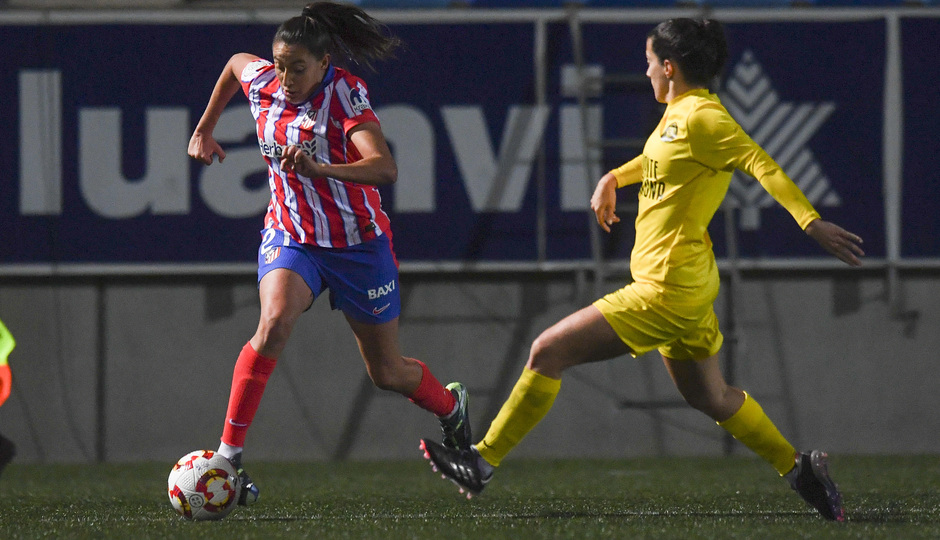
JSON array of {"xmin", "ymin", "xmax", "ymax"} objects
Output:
[{"xmin": 0, "ymin": 455, "xmax": 937, "ymax": 539}]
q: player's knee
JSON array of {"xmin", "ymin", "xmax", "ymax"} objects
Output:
[
  {"xmin": 368, "ymin": 372, "xmax": 395, "ymax": 391},
  {"xmin": 528, "ymin": 332, "xmax": 565, "ymax": 373},
  {"xmin": 255, "ymin": 312, "xmax": 295, "ymax": 352},
  {"xmin": 679, "ymin": 390, "xmax": 725, "ymax": 419},
  {"xmin": 365, "ymin": 362, "xmax": 406, "ymax": 392}
]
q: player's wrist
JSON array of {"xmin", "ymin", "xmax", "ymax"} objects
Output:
[
  {"xmin": 803, "ymin": 218, "xmax": 822, "ymax": 235},
  {"xmin": 599, "ymin": 173, "xmax": 619, "ymax": 190}
]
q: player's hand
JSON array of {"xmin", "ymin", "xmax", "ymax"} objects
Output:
[
  {"xmin": 805, "ymin": 219, "xmax": 865, "ymax": 267},
  {"xmin": 188, "ymin": 131, "xmax": 225, "ymax": 165},
  {"xmin": 0, "ymin": 364, "xmax": 11, "ymax": 407},
  {"xmin": 280, "ymin": 145, "xmax": 320, "ymax": 177},
  {"xmin": 590, "ymin": 173, "xmax": 621, "ymax": 233}
]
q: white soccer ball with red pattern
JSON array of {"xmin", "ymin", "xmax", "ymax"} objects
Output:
[{"xmin": 167, "ymin": 450, "xmax": 241, "ymax": 521}]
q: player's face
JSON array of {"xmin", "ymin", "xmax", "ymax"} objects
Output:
[
  {"xmin": 645, "ymin": 38, "xmax": 669, "ymax": 104},
  {"xmin": 273, "ymin": 42, "xmax": 331, "ymax": 104}
]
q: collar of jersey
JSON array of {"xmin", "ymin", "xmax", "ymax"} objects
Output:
[
  {"xmin": 309, "ymin": 64, "xmax": 336, "ymax": 104},
  {"xmin": 320, "ymin": 64, "xmax": 336, "ymax": 92},
  {"xmin": 284, "ymin": 64, "xmax": 336, "ymax": 108},
  {"xmin": 670, "ymin": 87, "xmax": 710, "ymax": 103}
]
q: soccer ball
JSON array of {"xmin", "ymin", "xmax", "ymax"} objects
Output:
[{"xmin": 167, "ymin": 450, "xmax": 241, "ymax": 521}]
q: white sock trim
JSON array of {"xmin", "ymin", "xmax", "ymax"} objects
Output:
[{"xmin": 217, "ymin": 442, "xmax": 243, "ymax": 461}]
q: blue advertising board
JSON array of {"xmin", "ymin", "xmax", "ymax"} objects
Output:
[
  {"xmin": 901, "ymin": 17, "xmax": 940, "ymax": 258},
  {"xmin": 542, "ymin": 19, "xmax": 887, "ymax": 261},
  {"xmin": 0, "ymin": 13, "xmax": 928, "ymax": 270}
]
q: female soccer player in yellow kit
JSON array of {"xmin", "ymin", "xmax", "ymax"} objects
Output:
[{"xmin": 421, "ymin": 18, "xmax": 863, "ymax": 522}]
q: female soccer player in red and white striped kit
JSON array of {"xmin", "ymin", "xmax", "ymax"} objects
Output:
[{"xmin": 188, "ymin": 1, "xmax": 470, "ymax": 505}]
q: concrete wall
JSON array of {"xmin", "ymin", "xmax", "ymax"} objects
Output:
[{"xmin": 0, "ymin": 271, "xmax": 936, "ymax": 464}]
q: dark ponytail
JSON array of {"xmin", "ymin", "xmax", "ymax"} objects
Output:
[
  {"xmin": 274, "ymin": 1, "xmax": 402, "ymax": 70},
  {"xmin": 648, "ymin": 18, "xmax": 728, "ymax": 87}
]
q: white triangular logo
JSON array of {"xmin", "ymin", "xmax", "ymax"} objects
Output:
[{"xmin": 720, "ymin": 50, "xmax": 841, "ymax": 230}]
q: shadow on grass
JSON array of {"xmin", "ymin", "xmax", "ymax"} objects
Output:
[{"xmin": 227, "ymin": 508, "xmax": 851, "ymax": 522}]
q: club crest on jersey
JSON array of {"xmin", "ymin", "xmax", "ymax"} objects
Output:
[
  {"xmin": 264, "ymin": 247, "xmax": 281, "ymax": 264},
  {"xmin": 349, "ymin": 88, "xmax": 372, "ymax": 114},
  {"xmin": 300, "ymin": 110, "xmax": 317, "ymax": 130},
  {"xmin": 660, "ymin": 122, "xmax": 679, "ymax": 142}
]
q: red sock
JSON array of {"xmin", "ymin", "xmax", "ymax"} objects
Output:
[
  {"xmin": 407, "ymin": 358, "xmax": 456, "ymax": 417},
  {"xmin": 221, "ymin": 342, "xmax": 277, "ymax": 447}
]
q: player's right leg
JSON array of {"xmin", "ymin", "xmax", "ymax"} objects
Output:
[
  {"xmin": 218, "ymin": 240, "xmax": 318, "ymax": 506},
  {"xmin": 224, "ymin": 445, "xmax": 260, "ymax": 506},
  {"xmin": 422, "ymin": 305, "xmax": 628, "ymax": 496}
]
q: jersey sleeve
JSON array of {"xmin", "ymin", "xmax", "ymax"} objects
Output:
[
  {"xmin": 336, "ymin": 77, "xmax": 380, "ymax": 135},
  {"xmin": 689, "ymin": 105, "xmax": 820, "ymax": 230},
  {"xmin": 239, "ymin": 58, "xmax": 273, "ymax": 96},
  {"xmin": 610, "ymin": 155, "xmax": 644, "ymax": 188}
]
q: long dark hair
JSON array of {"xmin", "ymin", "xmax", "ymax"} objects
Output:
[
  {"xmin": 648, "ymin": 18, "xmax": 727, "ymax": 87},
  {"xmin": 274, "ymin": 1, "xmax": 402, "ymax": 70}
]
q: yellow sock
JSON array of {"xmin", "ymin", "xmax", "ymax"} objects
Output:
[
  {"xmin": 475, "ymin": 367, "xmax": 561, "ymax": 467},
  {"xmin": 718, "ymin": 392, "xmax": 796, "ymax": 476}
]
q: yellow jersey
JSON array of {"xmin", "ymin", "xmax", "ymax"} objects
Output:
[{"xmin": 610, "ymin": 88, "xmax": 820, "ymax": 295}]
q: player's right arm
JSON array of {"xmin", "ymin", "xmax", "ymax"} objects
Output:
[
  {"xmin": 188, "ymin": 53, "xmax": 259, "ymax": 165},
  {"xmin": 591, "ymin": 173, "xmax": 620, "ymax": 233},
  {"xmin": 591, "ymin": 155, "xmax": 643, "ymax": 233}
]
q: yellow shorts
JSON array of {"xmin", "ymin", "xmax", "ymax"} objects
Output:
[{"xmin": 593, "ymin": 280, "xmax": 723, "ymax": 361}]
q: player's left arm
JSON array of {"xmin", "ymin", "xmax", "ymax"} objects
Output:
[
  {"xmin": 691, "ymin": 106, "xmax": 864, "ymax": 266},
  {"xmin": 746, "ymin": 150, "xmax": 865, "ymax": 266},
  {"xmin": 280, "ymin": 121, "xmax": 397, "ymax": 186},
  {"xmin": 803, "ymin": 219, "xmax": 864, "ymax": 267}
]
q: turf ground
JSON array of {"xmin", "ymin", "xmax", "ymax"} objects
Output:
[{"xmin": 0, "ymin": 454, "xmax": 937, "ymax": 539}]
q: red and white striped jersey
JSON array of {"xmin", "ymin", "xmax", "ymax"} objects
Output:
[{"xmin": 239, "ymin": 59, "xmax": 391, "ymax": 248}]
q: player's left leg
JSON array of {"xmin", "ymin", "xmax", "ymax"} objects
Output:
[
  {"xmin": 662, "ymin": 354, "xmax": 843, "ymax": 521},
  {"xmin": 345, "ymin": 315, "xmax": 469, "ymax": 450},
  {"xmin": 324, "ymin": 234, "xmax": 469, "ymax": 450},
  {"xmin": 659, "ymin": 304, "xmax": 797, "ymax": 475}
]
